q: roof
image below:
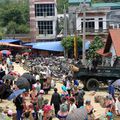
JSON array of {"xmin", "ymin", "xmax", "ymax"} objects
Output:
[
  {"xmin": 96, "ymin": 48, "xmax": 112, "ymax": 57},
  {"xmin": 25, "ymin": 41, "xmax": 64, "ymax": 52},
  {"xmin": 92, "ymin": 2, "xmax": 120, "ymax": 9},
  {"xmin": 109, "ymin": 29, "xmax": 120, "ymax": 56},
  {"xmin": 69, "ymin": 0, "xmax": 91, "ymax": 4},
  {"xmin": 0, "ymin": 43, "xmax": 25, "ymax": 48},
  {"xmin": 0, "ymin": 39, "xmax": 21, "ymax": 43}
]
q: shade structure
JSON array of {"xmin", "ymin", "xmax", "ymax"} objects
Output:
[
  {"xmin": 112, "ymin": 79, "xmax": 120, "ymax": 87},
  {"xmin": 25, "ymin": 41, "xmax": 64, "ymax": 52},
  {"xmin": 2, "ymin": 74, "xmax": 15, "ymax": 81},
  {"xmin": 7, "ymin": 89, "xmax": 26, "ymax": 100},
  {"xmin": 15, "ymin": 77, "xmax": 30, "ymax": 91},
  {"xmin": 0, "ymin": 50, "xmax": 11, "ymax": 55},
  {"xmin": 21, "ymin": 73, "xmax": 36, "ymax": 84}
]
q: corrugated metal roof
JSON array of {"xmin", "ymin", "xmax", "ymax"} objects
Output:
[
  {"xmin": 0, "ymin": 39, "xmax": 21, "ymax": 43},
  {"xmin": 92, "ymin": 2, "xmax": 120, "ymax": 8},
  {"xmin": 69, "ymin": 0, "xmax": 91, "ymax": 4}
]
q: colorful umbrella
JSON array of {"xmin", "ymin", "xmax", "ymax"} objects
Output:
[
  {"xmin": 22, "ymin": 52, "xmax": 29, "ymax": 56},
  {"xmin": 0, "ymin": 50, "xmax": 11, "ymax": 55},
  {"xmin": 7, "ymin": 89, "xmax": 26, "ymax": 100}
]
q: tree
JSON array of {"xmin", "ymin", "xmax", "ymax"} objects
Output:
[
  {"xmin": 61, "ymin": 36, "xmax": 82, "ymax": 58},
  {"xmin": 87, "ymin": 36, "xmax": 104, "ymax": 59}
]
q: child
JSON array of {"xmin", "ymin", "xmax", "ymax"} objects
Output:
[
  {"xmin": 85, "ymin": 100, "xmax": 94, "ymax": 120},
  {"xmin": 69, "ymin": 97, "xmax": 77, "ymax": 113}
]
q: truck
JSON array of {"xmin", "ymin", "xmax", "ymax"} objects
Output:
[{"xmin": 71, "ymin": 64, "xmax": 120, "ymax": 91}]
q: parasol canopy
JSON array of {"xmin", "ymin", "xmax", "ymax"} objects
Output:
[
  {"xmin": 7, "ymin": 89, "xmax": 26, "ymax": 100},
  {"xmin": 22, "ymin": 52, "xmax": 29, "ymax": 56},
  {"xmin": 112, "ymin": 79, "xmax": 120, "ymax": 87},
  {"xmin": 15, "ymin": 77, "xmax": 30, "ymax": 91},
  {"xmin": 2, "ymin": 74, "xmax": 15, "ymax": 81},
  {"xmin": 0, "ymin": 50, "xmax": 11, "ymax": 55},
  {"xmin": 21, "ymin": 73, "xmax": 36, "ymax": 84}
]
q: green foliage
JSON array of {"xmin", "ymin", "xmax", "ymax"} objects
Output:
[
  {"xmin": 0, "ymin": 0, "xmax": 29, "ymax": 34},
  {"xmin": 87, "ymin": 36, "xmax": 104, "ymax": 59},
  {"xmin": 57, "ymin": 0, "xmax": 68, "ymax": 13},
  {"xmin": 61, "ymin": 35, "xmax": 82, "ymax": 52}
]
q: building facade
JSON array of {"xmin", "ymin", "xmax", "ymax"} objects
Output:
[
  {"xmin": 68, "ymin": 0, "xmax": 120, "ymax": 40},
  {"xmin": 29, "ymin": 0, "xmax": 57, "ymax": 41}
]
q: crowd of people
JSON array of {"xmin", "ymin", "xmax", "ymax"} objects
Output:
[{"xmin": 0, "ymin": 55, "xmax": 120, "ymax": 120}]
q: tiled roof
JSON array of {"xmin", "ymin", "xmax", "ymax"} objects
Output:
[{"xmin": 109, "ymin": 29, "xmax": 120, "ymax": 56}]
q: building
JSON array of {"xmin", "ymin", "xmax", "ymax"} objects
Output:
[
  {"xmin": 68, "ymin": 0, "xmax": 120, "ymax": 40},
  {"xmin": 96, "ymin": 29, "xmax": 120, "ymax": 66},
  {"xmin": 29, "ymin": 0, "xmax": 57, "ymax": 41}
]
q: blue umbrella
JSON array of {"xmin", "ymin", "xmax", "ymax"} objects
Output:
[
  {"xmin": 112, "ymin": 79, "xmax": 120, "ymax": 87},
  {"xmin": 7, "ymin": 89, "xmax": 26, "ymax": 100}
]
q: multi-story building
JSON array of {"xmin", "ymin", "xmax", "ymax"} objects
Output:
[
  {"xmin": 29, "ymin": 0, "xmax": 57, "ymax": 42},
  {"xmin": 68, "ymin": 0, "xmax": 120, "ymax": 40}
]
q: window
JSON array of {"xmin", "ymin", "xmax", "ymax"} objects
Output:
[
  {"xmin": 38, "ymin": 21, "xmax": 53, "ymax": 34},
  {"xmin": 99, "ymin": 18, "xmax": 103, "ymax": 31},
  {"xmin": 35, "ymin": 4, "xmax": 55, "ymax": 16},
  {"xmin": 81, "ymin": 18, "xmax": 95, "ymax": 32}
]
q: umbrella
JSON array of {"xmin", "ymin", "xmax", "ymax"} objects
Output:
[
  {"xmin": 0, "ymin": 50, "xmax": 11, "ymax": 55},
  {"xmin": 15, "ymin": 77, "xmax": 30, "ymax": 91},
  {"xmin": 66, "ymin": 108, "xmax": 87, "ymax": 120},
  {"xmin": 7, "ymin": 89, "xmax": 26, "ymax": 100},
  {"xmin": 22, "ymin": 52, "xmax": 29, "ymax": 56},
  {"xmin": 112, "ymin": 79, "xmax": 120, "ymax": 87},
  {"xmin": 21, "ymin": 73, "xmax": 36, "ymax": 84},
  {"xmin": 2, "ymin": 74, "xmax": 15, "ymax": 81}
]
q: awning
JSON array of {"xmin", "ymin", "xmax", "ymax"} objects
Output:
[
  {"xmin": 33, "ymin": 41, "xmax": 64, "ymax": 52},
  {"xmin": 0, "ymin": 39, "xmax": 21, "ymax": 43},
  {"xmin": 96, "ymin": 48, "xmax": 112, "ymax": 57},
  {"xmin": 0, "ymin": 43, "xmax": 25, "ymax": 48}
]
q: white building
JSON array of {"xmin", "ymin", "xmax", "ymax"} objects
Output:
[
  {"xmin": 29, "ymin": 0, "xmax": 57, "ymax": 41},
  {"xmin": 68, "ymin": 0, "xmax": 120, "ymax": 39}
]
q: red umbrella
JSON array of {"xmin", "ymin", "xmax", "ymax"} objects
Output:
[
  {"xmin": 22, "ymin": 52, "xmax": 29, "ymax": 56},
  {"xmin": 0, "ymin": 50, "xmax": 11, "ymax": 55}
]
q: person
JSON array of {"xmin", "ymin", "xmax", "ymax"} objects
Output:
[
  {"xmin": 92, "ymin": 57, "xmax": 98, "ymax": 72},
  {"xmin": 77, "ymin": 87, "xmax": 85, "ymax": 108},
  {"xmin": 108, "ymin": 80, "xmax": 115, "ymax": 102},
  {"xmin": 85, "ymin": 100, "xmax": 94, "ymax": 120},
  {"xmin": 13, "ymin": 95, "xmax": 24, "ymax": 120},
  {"xmin": 34, "ymin": 80, "xmax": 41, "ymax": 94},
  {"xmin": 66, "ymin": 79, "xmax": 71, "ymax": 96},
  {"xmin": 57, "ymin": 104, "xmax": 68, "ymax": 120},
  {"xmin": 50, "ymin": 88, "xmax": 61, "ymax": 116},
  {"xmin": 115, "ymin": 96, "xmax": 120, "ymax": 116},
  {"xmin": 61, "ymin": 85, "xmax": 68, "ymax": 98},
  {"xmin": 69, "ymin": 97, "xmax": 77, "ymax": 113}
]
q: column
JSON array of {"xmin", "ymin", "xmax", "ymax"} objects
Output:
[
  {"xmin": 95, "ymin": 17, "xmax": 99, "ymax": 32},
  {"xmin": 103, "ymin": 16, "xmax": 107, "ymax": 31}
]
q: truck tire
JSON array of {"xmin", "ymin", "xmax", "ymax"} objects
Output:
[{"xmin": 86, "ymin": 78, "xmax": 99, "ymax": 91}]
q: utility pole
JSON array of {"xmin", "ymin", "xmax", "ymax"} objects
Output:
[
  {"xmin": 63, "ymin": 5, "xmax": 67, "ymax": 37},
  {"xmin": 82, "ymin": 0, "xmax": 86, "ymax": 65}
]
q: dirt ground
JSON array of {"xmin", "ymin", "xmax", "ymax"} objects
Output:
[{"xmin": 0, "ymin": 63, "xmax": 109, "ymax": 120}]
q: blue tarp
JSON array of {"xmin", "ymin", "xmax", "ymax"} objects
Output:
[
  {"xmin": 25, "ymin": 41, "xmax": 64, "ymax": 52},
  {"xmin": 0, "ymin": 39, "xmax": 21, "ymax": 43},
  {"xmin": 24, "ymin": 40, "xmax": 90, "ymax": 52}
]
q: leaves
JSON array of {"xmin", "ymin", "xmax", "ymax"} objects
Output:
[{"xmin": 87, "ymin": 36, "xmax": 104, "ymax": 59}]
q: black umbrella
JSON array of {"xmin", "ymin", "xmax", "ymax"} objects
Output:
[
  {"xmin": 15, "ymin": 77, "xmax": 30, "ymax": 91},
  {"xmin": 2, "ymin": 74, "xmax": 15, "ymax": 81},
  {"xmin": 21, "ymin": 73, "xmax": 36, "ymax": 84},
  {"xmin": 0, "ymin": 83, "xmax": 12, "ymax": 99}
]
